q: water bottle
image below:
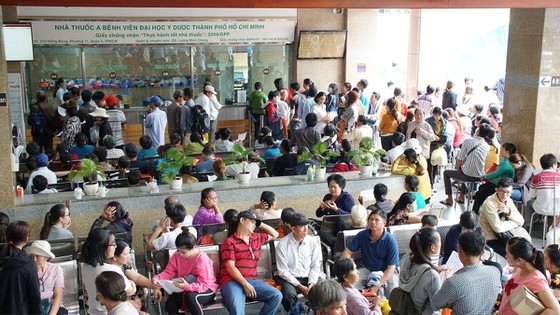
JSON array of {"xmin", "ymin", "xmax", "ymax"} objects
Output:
[{"xmin": 306, "ymin": 166, "xmax": 314, "ymax": 182}]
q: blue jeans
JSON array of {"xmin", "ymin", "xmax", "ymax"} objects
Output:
[{"xmin": 221, "ymin": 279, "xmax": 282, "ymax": 315}]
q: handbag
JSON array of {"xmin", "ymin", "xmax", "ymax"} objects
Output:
[
  {"xmin": 494, "ymin": 226, "xmax": 531, "ymax": 243},
  {"xmin": 389, "ymin": 267, "xmax": 430, "ymax": 315}
]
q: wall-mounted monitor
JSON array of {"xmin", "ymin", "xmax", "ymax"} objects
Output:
[
  {"xmin": 2, "ymin": 24, "xmax": 34, "ymax": 61},
  {"xmin": 297, "ymin": 30, "xmax": 347, "ymax": 59}
]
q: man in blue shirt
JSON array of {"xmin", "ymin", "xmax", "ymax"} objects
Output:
[
  {"xmin": 144, "ymin": 95, "xmax": 167, "ymax": 149},
  {"xmin": 194, "ymin": 145, "xmax": 215, "ymax": 173},
  {"xmin": 342, "ymin": 208, "xmax": 399, "ymax": 297}
]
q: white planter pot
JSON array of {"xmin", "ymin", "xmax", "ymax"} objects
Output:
[
  {"xmin": 83, "ymin": 182, "xmax": 99, "ymax": 196},
  {"xmin": 315, "ymin": 167, "xmax": 327, "ymax": 180},
  {"xmin": 170, "ymin": 177, "xmax": 183, "ymax": 190},
  {"xmin": 359, "ymin": 165, "xmax": 373, "ymax": 177},
  {"xmin": 237, "ymin": 172, "xmax": 251, "ymax": 184}
]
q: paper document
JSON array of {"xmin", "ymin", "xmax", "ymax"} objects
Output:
[
  {"xmin": 440, "ymin": 251, "xmax": 464, "ymax": 283},
  {"xmin": 360, "ymin": 189, "xmax": 375, "ymax": 202},
  {"xmin": 236, "ymin": 132, "xmax": 247, "ymax": 142},
  {"xmin": 157, "ymin": 280, "xmax": 183, "ymax": 294}
]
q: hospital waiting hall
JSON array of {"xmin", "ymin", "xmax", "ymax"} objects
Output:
[{"xmin": 1, "ymin": 1, "xmax": 560, "ymax": 314}]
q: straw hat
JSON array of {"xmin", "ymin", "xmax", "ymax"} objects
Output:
[{"xmin": 89, "ymin": 107, "xmax": 109, "ymax": 118}]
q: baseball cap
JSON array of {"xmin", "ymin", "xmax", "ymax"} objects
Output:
[
  {"xmin": 237, "ymin": 210, "xmax": 261, "ymax": 227},
  {"xmin": 204, "ymin": 85, "xmax": 217, "ymax": 95},
  {"xmin": 36, "ymin": 153, "xmax": 49, "ymax": 167},
  {"xmin": 290, "ymin": 213, "xmax": 311, "ymax": 227},
  {"xmin": 147, "ymin": 96, "xmax": 162, "ymax": 106},
  {"xmin": 105, "ymin": 95, "xmax": 118, "ymax": 108},
  {"xmin": 124, "ymin": 143, "xmax": 138, "ymax": 157}
]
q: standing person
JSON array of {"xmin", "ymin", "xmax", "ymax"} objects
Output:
[
  {"xmin": 327, "ymin": 83, "xmax": 339, "ymax": 113},
  {"xmin": 105, "ymin": 95, "xmax": 127, "ymax": 149},
  {"xmin": 275, "ymin": 213, "xmax": 322, "ymax": 312},
  {"xmin": 398, "ymin": 227, "xmax": 442, "ymax": 315},
  {"xmin": 297, "ymin": 85, "xmax": 318, "ymax": 129},
  {"xmin": 24, "ymin": 240, "xmax": 67, "ymax": 315},
  {"xmin": 339, "ymin": 91, "xmax": 361, "ymax": 133},
  {"xmin": 379, "ymin": 98, "xmax": 401, "ymax": 151},
  {"xmin": 28, "ymin": 90, "xmax": 55, "ymax": 153},
  {"xmin": 144, "ymin": 95, "xmax": 167, "ymax": 149},
  {"xmin": 432, "ymin": 231, "xmax": 502, "ymax": 314},
  {"xmin": 39, "ymin": 203, "xmax": 73, "ymax": 240},
  {"xmin": 404, "ymin": 109, "xmax": 438, "ymax": 160},
  {"xmin": 425, "ymin": 106, "xmax": 448, "ymax": 183},
  {"xmin": 219, "ymin": 210, "xmax": 282, "ymax": 315},
  {"xmin": 181, "ymin": 88, "xmax": 196, "ymax": 145},
  {"xmin": 278, "ymin": 89, "xmax": 291, "ymax": 139},
  {"xmin": 416, "ymin": 85, "xmax": 436, "ymax": 117},
  {"xmin": 168, "ymin": 90, "xmax": 183, "ymax": 143},
  {"xmin": 498, "ymin": 238, "xmax": 560, "ymax": 314},
  {"xmin": 0, "ymin": 221, "xmax": 41, "ymax": 315},
  {"xmin": 53, "ymin": 78, "xmax": 67, "ymax": 107},
  {"xmin": 442, "ymin": 80, "xmax": 458, "ymax": 111},
  {"xmin": 89, "ymin": 107, "xmax": 113, "ymax": 147},
  {"xmin": 312, "ymin": 91, "xmax": 333, "ymax": 134},
  {"xmin": 342, "ymin": 209, "xmax": 399, "ymax": 296},
  {"xmin": 264, "ymin": 90, "xmax": 283, "ymax": 139},
  {"xmin": 249, "ymin": 82, "xmax": 268, "ymax": 139},
  {"xmin": 60, "ymin": 101, "xmax": 81, "ymax": 149},
  {"xmin": 152, "ymin": 230, "xmax": 217, "ymax": 314},
  {"xmin": 195, "ymin": 85, "xmax": 222, "ymax": 143},
  {"xmin": 357, "ymin": 79, "xmax": 370, "ymax": 114}
]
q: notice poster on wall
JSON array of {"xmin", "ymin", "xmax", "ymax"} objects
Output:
[
  {"xmin": 298, "ymin": 30, "xmax": 347, "ymax": 59},
  {"xmin": 31, "ymin": 20, "xmax": 296, "ymax": 45},
  {"xmin": 8, "ymin": 73, "xmax": 26, "ymax": 145}
]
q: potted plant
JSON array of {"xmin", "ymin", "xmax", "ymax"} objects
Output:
[
  {"xmin": 297, "ymin": 142, "xmax": 340, "ymax": 180},
  {"xmin": 225, "ymin": 143, "xmax": 262, "ymax": 184},
  {"xmin": 348, "ymin": 137, "xmax": 386, "ymax": 177},
  {"xmin": 156, "ymin": 147, "xmax": 196, "ymax": 190},
  {"xmin": 68, "ymin": 158, "xmax": 107, "ymax": 196}
]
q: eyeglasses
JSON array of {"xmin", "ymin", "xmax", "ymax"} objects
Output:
[
  {"xmin": 496, "ymin": 189, "xmax": 512, "ymax": 195},
  {"xmin": 108, "ymin": 243, "xmax": 117, "ymax": 247},
  {"xmin": 64, "ymin": 212, "xmax": 71, "ymax": 217}
]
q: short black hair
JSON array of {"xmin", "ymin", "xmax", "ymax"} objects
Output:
[
  {"xmin": 183, "ymin": 87, "xmax": 193, "ymax": 99},
  {"xmin": 459, "ymin": 211, "xmax": 478, "ymax": 230},
  {"xmin": 139, "ymin": 135, "xmax": 153, "ymax": 149},
  {"xmin": 307, "ymin": 85, "xmax": 318, "ymax": 98},
  {"xmin": 459, "ymin": 230, "xmax": 486, "ymax": 256},
  {"xmin": 477, "ymin": 123, "xmax": 492, "ymax": 138},
  {"xmin": 327, "ymin": 173, "xmax": 346, "ymax": 190},
  {"xmin": 76, "ymin": 133, "xmax": 88, "ymax": 146},
  {"xmin": 167, "ymin": 203, "xmax": 187, "ymax": 224},
  {"xmin": 392, "ymin": 132, "xmax": 405, "ymax": 146},
  {"xmin": 374, "ymin": 183, "xmax": 387, "ymax": 201},
  {"xmin": 496, "ymin": 177, "xmax": 513, "ymax": 188},
  {"xmin": 421, "ymin": 214, "xmax": 438, "ymax": 228},
  {"xmin": 127, "ymin": 170, "xmax": 141, "ymax": 186},
  {"xmin": 92, "ymin": 91, "xmax": 105, "ymax": 102},
  {"xmin": 202, "ymin": 145, "xmax": 214, "ymax": 156},
  {"xmin": 94, "ymin": 146, "xmax": 107, "ymax": 162},
  {"xmin": 305, "ymin": 113, "xmax": 318, "ymax": 127},
  {"xmin": 281, "ymin": 207, "xmax": 296, "ymax": 223},
  {"xmin": 357, "ymin": 115, "xmax": 368, "ymax": 125},
  {"xmin": 260, "ymin": 191, "xmax": 275, "ymax": 207},
  {"xmin": 540, "ymin": 153, "xmax": 557, "ymax": 169},
  {"xmin": 32, "ymin": 175, "xmax": 48, "ymax": 192},
  {"xmin": 358, "ymin": 79, "xmax": 369, "ymax": 89},
  {"xmin": 81, "ymin": 90, "xmax": 92, "ymax": 103},
  {"xmin": 368, "ymin": 208, "xmax": 387, "ymax": 222},
  {"xmin": 289, "ymin": 82, "xmax": 301, "ymax": 91},
  {"xmin": 254, "ymin": 82, "xmax": 263, "ymax": 90},
  {"xmin": 280, "ymin": 139, "xmax": 290, "ymax": 153},
  {"xmin": 432, "ymin": 106, "xmax": 443, "ymax": 115},
  {"xmin": 268, "ymin": 90, "xmax": 279, "ymax": 101},
  {"xmin": 117, "ymin": 156, "xmax": 130, "ymax": 169}
]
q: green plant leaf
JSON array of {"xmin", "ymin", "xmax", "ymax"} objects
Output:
[{"xmin": 67, "ymin": 158, "xmax": 106, "ymax": 183}]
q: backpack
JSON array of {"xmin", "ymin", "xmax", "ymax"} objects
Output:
[
  {"xmin": 28, "ymin": 109, "xmax": 48, "ymax": 136},
  {"xmin": 389, "ymin": 267, "xmax": 431, "ymax": 315},
  {"xmin": 191, "ymin": 104, "xmax": 211, "ymax": 134}
]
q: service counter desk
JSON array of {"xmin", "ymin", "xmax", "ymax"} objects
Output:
[{"xmin": 9, "ymin": 171, "xmax": 405, "ymax": 250}]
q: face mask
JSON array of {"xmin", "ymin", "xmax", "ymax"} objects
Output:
[
  {"xmin": 328, "ymin": 88, "xmax": 333, "ymax": 93},
  {"xmin": 411, "ymin": 203, "xmax": 418, "ymax": 212}
]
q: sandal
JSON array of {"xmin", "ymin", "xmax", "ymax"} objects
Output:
[
  {"xmin": 439, "ymin": 200, "xmax": 453, "ymax": 206},
  {"xmin": 455, "ymin": 199, "xmax": 465, "ymax": 204}
]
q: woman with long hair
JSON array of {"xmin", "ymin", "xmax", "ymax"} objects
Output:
[
  {"xmin": 392, "ymin": 147, "xmax": 432, "ymax": 202},
  {"xmin": 0, "ymin": 221, "xmax": 41, "ymax": 314},
  {"xmin": 95, "ymin": 271, "xmax": 139, "ymax": 315},
  {"xmin": 193, "ymin": 187, "xmax": 224, "ymax": 227},
  {"xmin": 499, "ymin": 238, "xmax": 560, "ymax": 314},
  {"xmin": 40, "ymin": 203, "xmax": 73, "ymax": 240},
  {"xmin": 312, "ymin": 91, "xmax": 333, "ymax": 134},
  {"xmin": 214, "ymin": 127, "xmax": 234, "ymax": 152},
  {"xmin": 90, "ymin": 201, "xmax": 134, "ymax": 245},
  {"xmin": 379, "ymin": 98, "xmax": 402, "ymax": 151},
  {"xmin": 508, "ymin": 153, "xmax": 534, "ymax": 204},
  {"xmin": 398, "ymin": 227, "xmax": 442, "ymax": 314},
  {"xmin": 0, "ymin": 212, "xmax": 9, "ymax": 243},
  {"xmin": 80, "ymin": 228, "xmax": 135, "ymax": 315},
  {"xmin": 219, "ymin": 210, "xmax": 281, "ymax": 314},
  {"xmin": 212, "ymin": 159, "xmax": 231, "ymax": 181},
  {"xmin": 327, "ymin": 83, "xmax": 339, "ymax": 113},
  {"xmin": 153, "ymin": 229, "xmax": 217, "ymax": 314},
  {"xmin": 387, "ymin": 192, "xmax": 423, "ymax": 226},
  {"xmin": 544, "ymin": 244, "xmax": 560, "ymax": 298},
  {"xmin": 334, "ymin": 257, "xmax": 382, "ymax": 315}
]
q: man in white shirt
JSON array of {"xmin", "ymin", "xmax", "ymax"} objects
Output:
[
  {"xmin": 343, "ymin": 115, "xmax": 373, "ymax": 150},
  {"xmin": 26, "ymin": 153, "xmax": 57, "ymax": 194},
  {"xmin": 275, "ymin": 213, "xmax": 322, "ymax": 312},
  {"xmin": 146, "ymin": 203, "xmax": 197, "ymax": 252},
  {"xmin": 143, "ymin": 96, "xmax": 167, "ymax": 149},
  {"xmin": 195, "ymin": 85, "xmax": 222, "ymax": 143}
]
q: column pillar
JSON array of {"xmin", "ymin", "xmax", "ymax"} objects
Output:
[
  {"xmin": 406, "ymin": 9, "xmax": 421, "ymax": 102},
  {"xmin": 0, "ymin": 7, "xmax": 16, "ymax": 210},
  {"xmin": 502, "ymin": 8, "xmax": 560, "ymax": 163}
]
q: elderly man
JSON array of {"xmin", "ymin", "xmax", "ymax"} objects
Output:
[
  {"xmin": 275, "ymin": 213, "xmax": 322, "ymax": 312},
  {"xmin": 342, "ymin": 209, "xmax": 399, "ymax": 296}
]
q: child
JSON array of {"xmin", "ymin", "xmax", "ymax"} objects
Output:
[
  {"xmin": 263, "ymin": 136, "xmax": 281, "ymax": 160},
  {"xmin": 137, "ymin": 135, "xmax": 158, "ymax": 161},
  {"xmin": 32, "ymin": 175, "xmax": 58, "ymax": 194},
  {"xmin": 251, "ymin": 191, "xmax": 282, "ymax": 220}
]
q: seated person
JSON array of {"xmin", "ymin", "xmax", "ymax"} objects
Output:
[
  {"xmin": 103, "ymin": 135, "xmax": 125, "ymax": 159},
  {"xmin": 185, "ymin": 132, "xmax": 205, "ymax": 154},
  {"xmin": 263, "ymin": 136, "xmax": 281, "ymax": 160},
  {"xmin": 271, "ymin": 139, "xmax": 298, "ymax": 176},
  {"xmin": 192, "ymin": 188, "xmax": 224, "ymax": 233},
  {"xmin": 179, "ymin": 165, "xmax": 199, "ymax": 184},
  {"xmin": 90, "ymin": 201, "xmax": 134, "ymax": 245},
  {"xmin": 137, "ymin": 135, "xmax": 158, "ymax": 161},
  {"xmin": 319, "ymin": 204, "xmax": 368, "ymax": 251},
  {"xmin": 164, "ymin": 196, "xmax": 193, "ymax": 226},
  {"xmin": 70, "ymin": 132, "xmax": 94, "ymax": 159},
  {"xmin": 254, "ymin": 126, "xmax": 272, "ymax": 149},
  {"xmin": 214, "ymin": 127, "xmax": 235, "ymax": 152},
  {"xmin": 479, "ymin": 177, "xmax": 530, "ymax": 257},
  {"xmin": 39, "ymin": 203, "xmax": 73, "ymax": 240},
  {"xmin": 544, "ymin": 244, "xmax": 560, "ymax": 299},
  {"xmin": 294, "ymin": 147, "xmax": 317, "ymax": 175},
  {"xmin": 126, "ymin": 170, "xmax": 142, "ymax": 187},
  {"xmin": 364, "ymin": 183, "xmax": 394, "ymax": 213},
  {"xmin": 342, "ymin": 209, "xmax": 399, "ymax": 296},
  {"xmin": 385, "ymin": 132, "xmax": 405, "ymax": 165},
  {"xmin": 332, "ymin": 152, "xmax": 358, "ymax": 172},
  {"xmin": 275, "ymin": 213, "xmax": 322, "ymax": 312},
  {"xmin": 169, "ymin": 133, "xmax": 184, "ymax": 153},
  {"xmin": 109, "ymin": 155, "xmax": 130, "ymax": 180},
  {"xmin": 250, "ymin": 191, "xmax": 282, "ymax": 220},
  {"xmin": 146, "ymin": 204, "xmax": 197, "ymax": 252},
  {"xmin": 391, "ymin": 144, "xmax": 432, "ymax": 203},
  {"xmin": 335, "ymin": 258, "xmax": 382, "ymax": 315},
  {"xmin": 421, "ymin": 214, "xmax": 438, "ymax": 229},
  {"xmin": 525, "ymin": 153, "xmax": 560, "ymax": 228},
  {"xmin": 33, "ymin": 175, "xmax": 58, "ymax": 194},
  {"xmin": 277, "ymin": 207, "xmax": 295, "ymax": 238},
  {"xmin": 193, "ymin": 145, "xmax": 215, "ymax": 173},
  {"xmin": 442, "ymin": 211, "xmax": 480, "ymax": 264},
  {"xmin": 308, "ymin": 279, "xmax": 347, "ymax": 315},
  {"xmin": 387, "ymin": 192, "xmax": 427, "ymax": 226},
  {"xmin": 404, "ymin": 175, "xmax": 427, "ymax": 210},
  {"xmin": 26, "ymin": 153, "xmax": 57, "ymax": 194},
  {"xmin": 93, "ymin": 146, "xmax": 112, "ymax": 171},
  {"xmin": 213, "ymin": 159, "xmax": 232, "ymax": 181},
  {"xmin": 316, "ymin": 174, "xmax": 355, "ymax": 217},
  {"xmin": 290, "ymin": 113, "xmax": 321, "ymax": 151},
  {"xmin": 212, "ymin": 209, "xmax": 239, "ymax": 245},
  {"xmin": 225, "ymin": 151, "xmax": 260, "ymax": 179}
]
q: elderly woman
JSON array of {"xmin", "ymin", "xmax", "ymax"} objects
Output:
[
  {"xmin": 316, "ymin": 174, "xmax": 355, "ymax": 217},
  {"xmin": 335, "ymin": 258, "xmax": 382, "ymax": 315},
  {"xmin": 103, "ymin": 135, "xmax": 125, "ymax": 159},
  {"xmin": 25, "ymin": 240, "xmax": 67, "ymax": 315},
  {"xmin": 404, "ymin": 108, "xmax": 438, "ymax": 160},
  {"xmin": 319, "ymin": 204, "xmax": 368, "ymax": 251},
  {"xmin": 90, "ymin": 201, "xmax": 134, "ymax": 245},
  {"xmin": 219, "ymin": 210, "xmax": 281, "ymax": 314}
]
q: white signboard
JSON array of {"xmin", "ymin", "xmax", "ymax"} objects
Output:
[
  {"xmin": 31, "ymin": 20, "xmax": 295, "ymax": 45},
  {"xmin": 8, "ymin": 73, "xmax": 25, "ymax": 145}
]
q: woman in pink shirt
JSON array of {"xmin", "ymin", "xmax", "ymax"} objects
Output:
[
  {"xmin": 499, "ymin": 237, "xmax": 560, "ymax": 314},
  {"xmin": 153, "ymin": 229, "xmax": 218, "ymax": 314},
  {"xmin": 193, "ymin": 188, "xmax": 224, "ymax": 227}
]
